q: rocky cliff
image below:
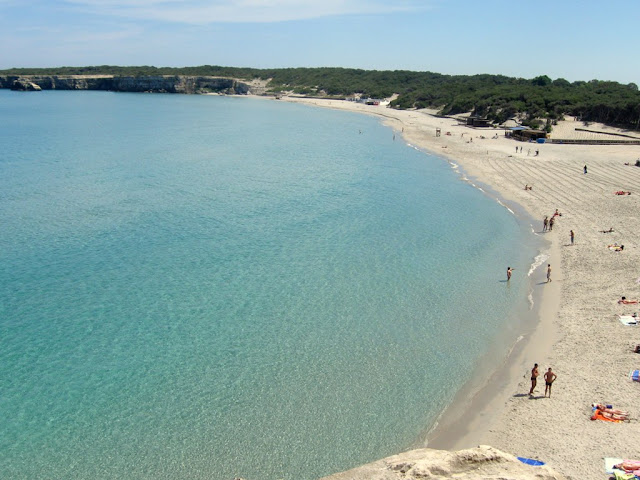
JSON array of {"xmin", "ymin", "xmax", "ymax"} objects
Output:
[
  {"xmin": 0, "ymin": 75, "xmax": 253, "ymax": 94},
  {"xmin": 9, "ymin": 79, "xmax": 42, "ymax": 91},
  {"xmin": 319, "ymin": 445, "xmax": 566, "ymax": 480}
]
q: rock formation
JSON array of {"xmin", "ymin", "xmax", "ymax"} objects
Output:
[
  {"xmin": 0, "ymin": 75, "xmax": 253, "ymax": 94},
  {"xmin": 320, "ymin": 445, "xmax": 566, "ymax": 480},
  {"xmin": 10, "ymin": 79, "xmax": 41, "ymax": 91}
]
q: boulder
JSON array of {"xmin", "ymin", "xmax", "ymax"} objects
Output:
[{"xmin": 320, "ymin": 445, "xmax": 566, "ymax": 480}]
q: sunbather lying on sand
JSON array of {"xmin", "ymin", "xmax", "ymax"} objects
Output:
[
  {"xmin": 592, "ymin": 404, "xmax": 629, "ymax": 417},
  {"xmin": 591, "ymin": 406, "xmax": 629, "ymax": 422},
  {"xmin": 615, "ymin": 191, "xmax": 632, "ymax": 195},
  {"xmin": 614, "ymin": 460, "xmax": 640, "ymax": 475},
  {"xmin": 608, "ymin": 244, "xmax": 625, "ymax": 251},
  {"xmin": 618, "ymin": 297, "xmax": 639, "ymax": 305},
  {"xmin": 591, "ymin": 410, "xmax": 626, "ymax": 422},
  {"xmin": 601, "ymin": 227, "xmax": 615, "ymax": 233}
]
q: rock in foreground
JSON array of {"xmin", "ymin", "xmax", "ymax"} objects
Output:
[{"xmin": 320, "ymin": 445, "xmax": 566, "ymax": 480}]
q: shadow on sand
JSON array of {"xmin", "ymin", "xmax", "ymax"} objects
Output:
[{"xmin": 513, "ymin": 393, "xmax": 545, "ymax": 400}]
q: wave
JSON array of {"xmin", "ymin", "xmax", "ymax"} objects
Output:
[
  {"xmin": 528, "ymin": 253, "xmax": 549, "ymax": 277},
  {"xmin": 496, "ymin": 199, "xmax": 515, "ymax": 215}
]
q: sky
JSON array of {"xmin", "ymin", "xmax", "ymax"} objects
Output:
[{"xmin": 1, "ymin": 0, "xmax": 638, "ymax": 84}]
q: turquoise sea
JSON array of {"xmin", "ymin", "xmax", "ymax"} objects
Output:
[{"xmin": 0, "ymin": 91, "xmax": 538, "ymax": 479}]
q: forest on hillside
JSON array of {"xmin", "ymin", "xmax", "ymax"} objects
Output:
[{"xmin": 2, "ymin": 65, "xmax": 639, "ymax": 131}]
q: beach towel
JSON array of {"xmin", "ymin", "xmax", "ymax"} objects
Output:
[
  {"xmin": 619, "ymin": 315, "xmax": 638, "ymax": 326},
  {"xmin": 630, "ymin": 370, "xmax": 640, "ymax": 382},
  {"xmin": 517, "ymin": 457, "xmax": 545, "ymax": 466},
  {"xmin": 605, "ymin": 458, "xmax": 625, "ymax": 474},
  {"xmin": 614, "ymin": 471, "xmax": 636, "ymax": 480}
]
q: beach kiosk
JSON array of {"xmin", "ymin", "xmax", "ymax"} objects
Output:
[
  {"xmin": 510, "ymin": 127, "xmax": 548, "ymax": 142},
  {"xmin": 466, "ymin": 116, "xmax": 491, "ymax": 127}
]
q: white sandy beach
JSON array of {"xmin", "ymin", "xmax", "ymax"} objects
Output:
[{"xmin": 277, "ymin": 96, "xmax": 640, "ymax": 480}]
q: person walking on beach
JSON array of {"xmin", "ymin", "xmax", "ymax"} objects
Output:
[
  {"xmin": 543, "ymin": 216, "xmax": 548, "ymax": 232},
  {"xmin": 507, "ymin": 267, "xmax": 513, "ymax": 281},
  {"xmin": 570, "ymin": 230, "xmax": 575, "ymax": 245},
  {"xmin": 544, "ymin": 368, "xmax": 557, "ymax": 397},
  {"xmin": 546, "ymin": 264, "xmax": 552, "ymax": 282},
  {"xmin": 548, "ymin": 216, "xmax": 554, "ymax": 231},
  {"xmin": 529, "ymin": 363, "xmax": 539, "ymax": 395},
  {"xmin": 584, "ymin": 165, "xmax": 588, "ymax": 174}
]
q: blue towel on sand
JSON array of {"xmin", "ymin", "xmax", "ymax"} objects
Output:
[{"xmin": 517, "ymin": 457, "xmax": 545, "ymax": 466}]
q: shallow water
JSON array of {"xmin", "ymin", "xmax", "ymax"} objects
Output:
[{"xmin": 0, "ymin": 91, "xmax": 537, "ymax": 479}]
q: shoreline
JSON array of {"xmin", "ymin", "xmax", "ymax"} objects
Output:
[
  {"xmin": 275, "ymin": 95, "xmax": 640, "ymax": 479},
  {"xmin": 278, "ymin": 94, "xmax": 562, "ymax": 449}
]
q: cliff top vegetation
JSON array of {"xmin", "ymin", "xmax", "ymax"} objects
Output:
[{"xmin": 2, "ymin": 65, "xmax": 639, "ymax": 131}]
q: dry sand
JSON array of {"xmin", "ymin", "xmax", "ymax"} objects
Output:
[{"xmin": 277, "ymin": 96, "xmax": 640, "ymax": 480}]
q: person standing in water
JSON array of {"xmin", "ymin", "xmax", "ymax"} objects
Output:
[{"xmin": 507, "ymin": 267, "xmax": 513, "ymax": 281}]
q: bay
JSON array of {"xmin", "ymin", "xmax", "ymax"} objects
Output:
[{"xmin": 0, "ymin": 91, "xmax": 536, "ymax": 479}]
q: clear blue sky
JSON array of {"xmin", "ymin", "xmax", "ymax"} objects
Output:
[{"xmin": 1, "ymin": 0, "xmax": 638, "ymax": 84}]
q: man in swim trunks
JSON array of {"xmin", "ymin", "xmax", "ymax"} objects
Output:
[
  {"xmin": 507, "ymin": 267, "xmax": 513, "ymax": 281},
  {"xmin": 529, "ymin": 363, "xmax": 539, "ymax": 395},
  {"xmin": 544, "ymin": 367, "xmax": 557, "ymax": 397}
]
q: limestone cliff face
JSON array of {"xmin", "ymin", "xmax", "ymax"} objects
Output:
[
  {"xmin": 9, "ymin": 79, "xmax": 41, "ymax": 91},
  {"xmin": 0, "ymin": 75, "xmax": 252, "ymax": 94},
  {"xmin": 320, "ymin": 445, "xmax": 566, "ymax": 480}
]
